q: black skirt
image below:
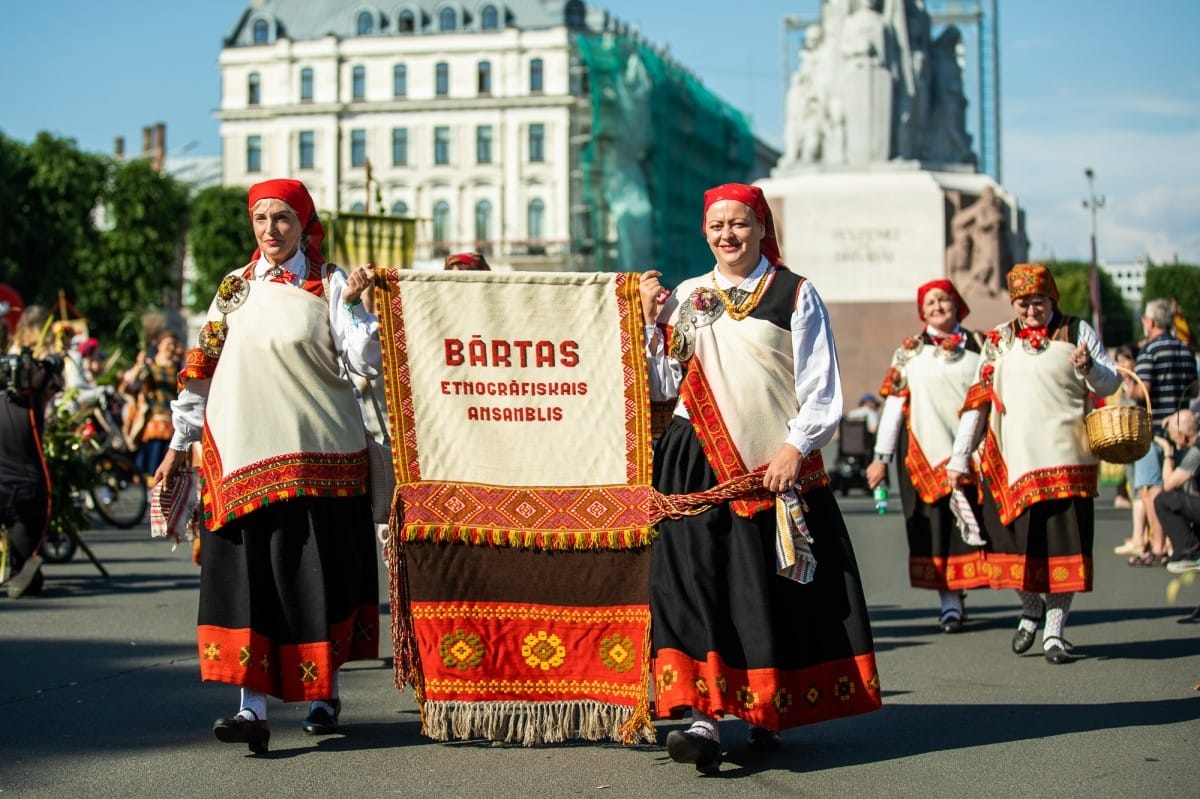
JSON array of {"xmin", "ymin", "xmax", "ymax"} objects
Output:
[
  {"xmin": 895, "ymin": 427, "xmax": 990, "ymax": 591},
  {"xmin": 978, "ymin": 491, "xmax": 1095, "ymax": 594},
  {"xmin": 649, "ymin": 417, "xmax": 881, "ymax": 731},
  {"xmin": 197, "ymin": 494, "xmax": 380, "ymax": 702}
]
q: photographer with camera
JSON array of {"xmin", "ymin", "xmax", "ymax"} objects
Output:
[{"xmin": 1, "ymin": 309, "xmax": 64, "ymax": 598}]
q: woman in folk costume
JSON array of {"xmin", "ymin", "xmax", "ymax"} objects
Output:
[
  {"xmin": 639, "ymin": 183, "xmax": 880, "ymax": 775},
  {"xmin": 947, "ymin": 264, "xmax": 1119, "ymax": 664},
  {"xmin": 154, "ymin": 179, "xmax": 382, "ymax": 753},
  {"xmin": 866, "ymin": 279, "xmax": 989, "ymax": 633}
]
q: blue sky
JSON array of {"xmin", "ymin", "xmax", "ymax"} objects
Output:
[{"xmin": 3, "ymin": 0, "xmax": 1198, "ymax": 265}]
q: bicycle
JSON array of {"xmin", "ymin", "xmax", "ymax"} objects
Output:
[{"xmin": 39, "ymin": 386, "xmax": 147, "ymax": 566}]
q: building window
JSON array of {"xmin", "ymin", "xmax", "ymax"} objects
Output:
[
  {"xmin": 439, "ymin": 7, "xmax": 456, "ymax": 30},
  {"xmin": 299, "ymin": 130, "xmax": 315, "ymax": 169},
  {"xmin": 475, "ymin": 199, "xmax": 493, "ymax": 247},
  {"xmin": 246, "ymin": 135, "xmax": 262, "ymax": 173},
  {"xmin": 433, "ymin": 200, "xmax": 451, "ymax": 254},
  {"xmin": 357, "ymin": 11, "xmax": 374, "ymax": 35},
  {"xmin": 528, "ymin": 198, "xmax": 545, "ymax": 243},
  {"xmin": 530, "ymin": 58, "xmax": 544, "ymax": 93},
  {"xmin": 434, "ymin": 126, "xmax": 450, "ymax": 165},
  {"xmin": 392, "ymin": 128, "xmax": 409, "ymax": 166},
  {"xmin": 476, "ymin": 125, "xmax": 493, "ymax": 164},
  {"xmin": 350, "ymin": 129, "xmax": 367, "ymax": 167},
  {"xmin": 300, "ymin": 67, "xmax": 313, "ymax": 102},
  {"xmin": 477, "ymin": 61, "xmax": 492, "ymax": 95},
  {"xmin": 252, "ymin": 19, "xmax": 269, "ymax": 44},
  {"xmin": 247, "ymin": 72, "xmax": 261, "ymax": 105},
  {"xmin": 393, "ymin": 63, "xmax": 407, "ymax": 97},
  {"xmin": 398, "ymin": 10, "xmax": 415, "ymax": 32},
  {"xmin": 435, "ymin": 62, "xmax": 449, "ymax": 97},
  {"xmin": 350, "ymin": 202, "xmax": 366, "ymax": 212},
  {"xmin": 392, "ymin": 200, "xmax": 409, "ymax": 215},
  {"xmin": 352, "ymin": 65, "xmax": 366, "ymax": 100},
  {"xmin": 528, "ymin": 123, "xmax": 545, "ymax": 162},
  {"xmin": 481, "ymin": 5, "xmax": 500, "ymax": 30}
]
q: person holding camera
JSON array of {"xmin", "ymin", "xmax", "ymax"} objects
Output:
[{"xmin": 1, "ymin": 312, "xmax": 63, "ymax": 598}]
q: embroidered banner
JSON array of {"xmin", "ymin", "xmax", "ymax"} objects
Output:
[{"xmin": 375, "ymin": 269, "xmax": 656, "ymax": 745}]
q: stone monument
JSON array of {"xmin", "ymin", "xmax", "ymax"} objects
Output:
[{"xmin": 757, "ymin": 0, "xmax": 1026, "ymax": 400}]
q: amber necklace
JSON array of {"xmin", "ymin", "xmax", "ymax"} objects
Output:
[{"xmin": 710, "ymin": 269, "xmax": 768, "ymax": 321}]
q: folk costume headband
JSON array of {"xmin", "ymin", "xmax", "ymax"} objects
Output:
[
  {"xmin": 916, "ymin": 278, "xmax": 970, "ymax": 322},
  {"xmin": 247, "ymin": 178, "xmax": 326, "ymax": 265},
  {"xmin": 702, "ymin": 183, "xmax": 785, "ymax": 267},
  {"xmin": 1007, "ymin": 263, "xmax": 1059, "ymax": 306},
  {"xmin": 444, "ymin": 251, "xmax": 491, "ymax": 271}
]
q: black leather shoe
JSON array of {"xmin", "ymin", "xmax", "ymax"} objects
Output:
[
  {"xmin": 1043, "ymin": 637, "xmax": 1075, "ymax": 665},
  {"xmin": 1012, "ymin": 602, "xmax": 1045, "ymax": 654},
  {"xmin": 303, "ymin": 698, "xmax": 341, "ymax": 735},
  {"xmin": 747, "ymin": 726, "xmax": 781, "ymax": 751},
  {"xmin": 213, "ymin": 711, "xmax": 270, "ymax": 753},
  {"xmin": 666, "ymin": 729, "xmax": 722, "ymax": 775},
  {"xmin": 939, "ymin": 609, "xmax": 963, "ymax": 633}
]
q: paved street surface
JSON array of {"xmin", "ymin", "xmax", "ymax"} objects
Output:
[{"xmin": 2, "ymin": 488, "xmax": 1198, "ymax": 798}]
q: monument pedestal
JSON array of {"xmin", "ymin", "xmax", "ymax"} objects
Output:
[{"xmin": 756, "ymin": 166, "xmax": 1024, "ymax": 401}]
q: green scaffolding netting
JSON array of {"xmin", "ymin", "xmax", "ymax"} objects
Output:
[{"xmin": 576, "ymin": 33, "xmax": 761, "ymax": 287}]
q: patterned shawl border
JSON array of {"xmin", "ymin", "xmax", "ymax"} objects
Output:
[
  {"xmin": 200, "ymin": 426, "xmax": 369, "ymax": 528},
  {"xmin": 978, "ymin": 429, "xmax": 1098, "ymax": 525}
]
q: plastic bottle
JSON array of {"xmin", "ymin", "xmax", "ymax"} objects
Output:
[{"xmin": 873, "ymin": 484, "xmax": 889, "ymax": 514}]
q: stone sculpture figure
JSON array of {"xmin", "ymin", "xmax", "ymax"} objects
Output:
[
  {"xmin": 778, "ymin": 0, "xmax": 974, "ymax": 170},
  {"xmin": 947, "ymin": 186, "xmax": 1007, "ymax": 298},
  {"xmin": 839, "ymin": 0, "xmax": 894, "ymax": 164}
]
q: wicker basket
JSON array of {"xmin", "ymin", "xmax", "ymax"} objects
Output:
[{"xmin": 1085, "ymin": 367, "xmax": 1152, "ymax": 464}]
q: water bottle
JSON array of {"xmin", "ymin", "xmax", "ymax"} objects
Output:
[{"xmin": 873, "ymin": 484, "xmax": 889, "ymax": 514}]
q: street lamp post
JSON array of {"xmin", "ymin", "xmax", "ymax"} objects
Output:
[{"xmin": 1084, "ymin": 167, "xmax": 1106, "ymax": 340}]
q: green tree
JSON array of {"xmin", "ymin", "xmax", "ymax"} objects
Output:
[
  {"xmin": 83, "ymin": 159, "xmax": 189, "ymax": 349},
  {"xmin": 188, "ymin": 184, "xmax": 251, "ymax": 312},
  {"xmin": 0, "ymin": 133, "xmax": 35, "ymax": 289},
  {"xmin": 1046, "ymin": 260, "xmax": 1137, "ymax": 346},
  {"xmin": 1143, "ymin": 263, "xmax": 1200, "ymax": 349},
  {"xmin": 18, "ymin": 133, "xmax": 109, "ymax": 304}
]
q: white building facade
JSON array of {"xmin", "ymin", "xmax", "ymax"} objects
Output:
[{"xmin": 219, "ymin": 2, "xmax": 585, "ymax": 266}]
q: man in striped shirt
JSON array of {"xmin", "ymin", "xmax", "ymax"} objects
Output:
[{"xmin": 1128, "ymin": 298, "xmax": 1199, "ymax": 566}]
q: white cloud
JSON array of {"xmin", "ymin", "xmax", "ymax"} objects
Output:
[{"xmin": 1003, "ymin": 126, "xmax": 1200, "ymax": 265}]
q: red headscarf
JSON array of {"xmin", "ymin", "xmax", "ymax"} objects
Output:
[
  {"xmin": 1006, "ymin": 263, "xmax": 1059, "ymax": 306},
  {"xmin": 247, "ymin": 179, "xmax": 325, "ymax": 265},
  {"xmin": 702, "ymin": 183, "xmax": 784, "ymax": 267},
  {"xmin": 916, "ymin": 278, "xmax": 970, "ymax": 322},
  {"xmin": 444, "ymin": 252, "xmax": 491, "ymax": 271}
]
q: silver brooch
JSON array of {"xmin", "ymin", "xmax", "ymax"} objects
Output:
[
  {"xmin": 670, "ymin": 287, "xmax": 724, "ymax": 361},
  {"xmin": 215, "ymin": 274, "xmax": 249, "ymax": 314}
]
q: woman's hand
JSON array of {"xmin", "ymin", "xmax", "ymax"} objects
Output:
[
  {"xmin": 639, "ymin": 270, "xmax": 670, "ymax": 326},
  {"xmin": 946, "ymin": 469, "xmax": 968, "ymax": 490},
  {"xmin": 153, "ymin": 447, "xmax": 184, "ymax": 489},
  {"xmin": 763, "ymin": 444, "xmax": 803, "ymax": 493},
  {"xmin": 1070, "ymin": 343, "xmax": 1092, "ymax": 373},
  {"xmin": 343, "ymin": 263, "xmax": 377, "ymax": 305},
  {"xmin": 866, "ymin": 460, "xmax": 888, "ymax": 489}
]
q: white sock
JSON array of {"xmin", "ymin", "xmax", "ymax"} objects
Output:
[
  {"xmin": 688, "ymin": 709, "xmax": 720, "ymax": 743},
  {"xmin": 239, "ymin": 688, "xmax": 267, "ymax": 721},
  {"xmin": 938, "ymin": 589, "xmax": 963, "ymax": 616},
  {"xmin": 1043, "ymin": 592, "xmax": 1074, "ymax": 649},
  {"xmin": 1017, "ymin": 591, "xmax": 1043, "ymax": 633}
]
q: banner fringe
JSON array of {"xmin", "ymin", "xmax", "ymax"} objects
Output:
[{"xmin": 422, "ymin": 699, "xmax": 656, "ymax": 746}]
